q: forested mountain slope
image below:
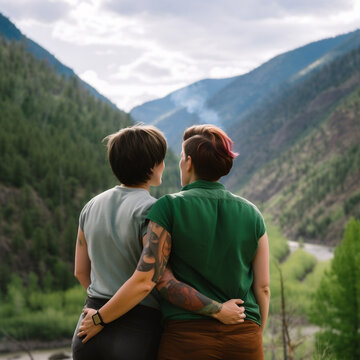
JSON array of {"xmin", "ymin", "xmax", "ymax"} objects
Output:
[
  {"xmin": 0, "ymin": 36, "xmax": 179, "ymax": 295},
  {"xmin": 0, "ymin": 36, "xmax": 132, "ymax": 293},
  {"xmin": 210, "ymin": 29, "xmax": 360, "ymax": 127},
  {"xmin": 228, "ymin": 46, "xmax": 360, "ymax": 244}
]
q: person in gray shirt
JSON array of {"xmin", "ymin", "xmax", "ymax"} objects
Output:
[{"xmin": 72, "ymin": 125, "xmax": 245, "ymax": 360}]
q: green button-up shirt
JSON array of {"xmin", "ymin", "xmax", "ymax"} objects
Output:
[{"xmin": 147, "ymin": 180, "xmax": 266, "ymax": 324}]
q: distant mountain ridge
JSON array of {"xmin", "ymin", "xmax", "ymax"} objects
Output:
[
  {"xmin": 131, "ymin": 29, "xmax": 360, "ymax": 152},
  {"xmin": 131, "ymin": 77, "xmax": 234, "ymax": 151},
  {"xmin": 0, "ymin": 13, "xmax": 115, "ymax": 107}
]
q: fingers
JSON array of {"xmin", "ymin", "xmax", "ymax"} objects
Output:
[
  {"xmin": 234, "ymin": 299, "xmax": 244, "ymax": 305},
  {"xmin": 82, "ymin": 335, "xmax": 90, "ymax": 343},
  {"xmin": 233, "ymin": 307, "xmax": 246, "ymax": 324}
]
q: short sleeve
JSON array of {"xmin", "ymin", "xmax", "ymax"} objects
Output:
[
  {"xmin": 146, "ymin": 195, "xmax": 173, "ymax": 233},
  {"xmin": 255, "ymin": 210, "xmax": 266, "ymax": 240},
  {"xmin": 78, "ymin": 197, "xmax": 96, "ymax": 232},
  {"xmin": 79, "ymin": 202, "xmax": 89, "ymax": 232}
]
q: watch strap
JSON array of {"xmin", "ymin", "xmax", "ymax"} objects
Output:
[{"xmin": 92, "ymin": 310, "xmax": 107, "ymax": 326}]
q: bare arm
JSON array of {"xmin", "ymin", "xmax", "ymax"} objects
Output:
[
  {"xmin": 74, "ymin": 227, "xmax": 91, "ymax": 290},
  {"xmin": 157, "ymin": 267, "xmax": 245, "ymax": 324},
  {"xmin": 252, "ymin": 232, "xmax": 270, "ymax": 333},
  {"xmin": 78, "ymin": 221, "xmax": 171, "ymax": 342}
]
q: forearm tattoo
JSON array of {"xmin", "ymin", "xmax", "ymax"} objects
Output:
[
  {"xmin": 159, "ymin": 279, "xmax": 222, "ymax": 315},
  {"xmin": 137, "ymin": 222, "xmax": 171, "ymax": 282}
]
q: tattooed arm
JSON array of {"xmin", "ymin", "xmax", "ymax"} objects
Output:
[
  {"xmin": 78, "ymin": 221, "xmax": 171, "ymax": 343},
  {"xmin": 74, "ymin": 227, "xmax": 91, "ymax": 290},
  {"xmin": 157, "ymin": 267, "xmax": 246, "ymax": 324}
]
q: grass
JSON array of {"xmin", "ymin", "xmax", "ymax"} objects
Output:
[
  {"xmin": 0, "ymin": 283, "xmax": 85, "ymax": 340},
  {"xmin": 265, "ymin": 215, "xmax": 289, "ymax": 261}
]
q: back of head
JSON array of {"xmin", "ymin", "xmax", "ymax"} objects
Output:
[
  {"xmin": 183, "ymin": 124, "xmax": 238, "ymax": 181},
  {"xmin": 105, "ymin": 125, "xmax": 166, "ymax": 186}
]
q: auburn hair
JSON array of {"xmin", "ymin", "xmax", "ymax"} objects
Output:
[{"xmin": 183, "ymin": 125, "xmax": 238, "ymax": 181}]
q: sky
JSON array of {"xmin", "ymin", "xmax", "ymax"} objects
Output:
[{"xmin": 1, "ymin": 0, "xmax": 360, "ymax": 112}]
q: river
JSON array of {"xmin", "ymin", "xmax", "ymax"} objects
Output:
[{"xmin": 288, "ymin": 240, "xmax": 334, "ymax": 261}]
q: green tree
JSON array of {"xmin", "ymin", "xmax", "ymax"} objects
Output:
[{"xmin": 309, "ymin": 218, "xmax": 360, "ymax": 359}]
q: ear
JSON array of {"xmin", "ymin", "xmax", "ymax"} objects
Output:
[{"xmin": 186, "ymin": 155, "xmax": 193, "ymax": 172}]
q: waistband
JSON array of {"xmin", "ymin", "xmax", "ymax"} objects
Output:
[{"xmin": 85, "ymin": 296, "xmax": 161, "ymax": 322}]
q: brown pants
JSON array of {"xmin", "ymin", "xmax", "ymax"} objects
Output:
[{"xmin": 157, "ymin": 319, "xmax": 264, "ymax": 360}]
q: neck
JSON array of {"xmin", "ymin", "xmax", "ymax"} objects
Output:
[
  {"xmin": 120, "ymin": 183, "xmax": 150, "ymax": 191},
  {"xmin": 189, "ymin": 174, "xmax": 199, "ymax": 184}
]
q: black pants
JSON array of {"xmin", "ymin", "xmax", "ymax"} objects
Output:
[{"xmin": 72, "ymin": 297, "xmax": 162, "ymax": 360}]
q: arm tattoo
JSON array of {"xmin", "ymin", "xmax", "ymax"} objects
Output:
[
  {"xmin": 159, "ymin": 279, "xmax": 222, "ymax": 315},
  {"xmin": 137, "ymin": 222, "xmax": 171, "ymax": 282},
  {"xmin": 78, "ymin": 237, "xmax": 84, "ymax": 246}
]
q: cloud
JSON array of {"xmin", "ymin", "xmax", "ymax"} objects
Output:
[
  {"xmin": 0, "ymin": 0, "xmax": 71, "ymax": 23},
  {"xmin": 104, "ymin": 0, "xmax": 354, "ymax": 20},
  {"xmin": 80, "ymin": 67, "xmax": 185, "ymax": 111}
]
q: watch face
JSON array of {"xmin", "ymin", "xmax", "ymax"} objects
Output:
[{"xmin": 92, "ymin": 313, "xmax": 101, "ymax": 325}]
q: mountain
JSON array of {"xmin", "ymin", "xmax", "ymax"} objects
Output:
[
  {"xmin": 0, "ymin": 34, "xmax": 133, "ymax": 294},
  {"xmin": 131, "ymin": 77, "xmax": 234, "ymax": 152},
  {"xmin": 131, "ymin": 29, "xmax": 360, "ymax": 152},
  {"xmin": 0, "ymin": 32, "xmax": 179, "ymax": 294},
  {"xmin": 0, "ymin": 13, "xmax": 114, "ymax": 107},
  {"xmin": 226, "ymin": 45, "xmax": 360, "ymax": 245}
]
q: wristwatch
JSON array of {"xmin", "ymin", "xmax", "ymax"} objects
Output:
[{"xmin": 92, "ymin": 311, "xmax": 107, "ymax": 326}]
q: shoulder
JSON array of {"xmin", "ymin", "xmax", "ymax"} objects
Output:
[
  {"xmin": 152, "ymin": 191, "xmax": 186, "ymax": 207},
  {"xmin": 147, "ymin": 192, "xmax": 181, "ymax": 217},
  {"xmin": 80, "ymin": 187, "xmax": 115, "ymax": 213},
  {"xmin": 78, "ymin": 188, "xmax": 117, "ymax": 228},
  {"xmin": 225, "ymin": 192, "xmax": 263, "ymax": 217},
  {"xmin": 132, "ymin": 190, "xmax": 157, "ymax": 215}
]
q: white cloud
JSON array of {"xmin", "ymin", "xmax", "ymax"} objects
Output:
[{"xmin": 0, "ymin": 0, "xmax": 71, "ymax": 22}]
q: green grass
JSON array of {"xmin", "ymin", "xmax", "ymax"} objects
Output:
[
  {"xmin": 1, "ymin": 308, "xmax": 79, "ymax": 340},
  {"xmin": 265, "ymin": 215, "xmax": 289, "ymax": 261},
  {"xmin": 281, "ymin": 249, "xmax": 317, "ymax": 281},
  {"xmin": 0, "ymin": 284, "xmax": 85, "ymax": 340}
]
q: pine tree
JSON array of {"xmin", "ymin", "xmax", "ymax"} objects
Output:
[{"xmin": 309, "ymin": 218, "xmax": 360, "ymax": 359}]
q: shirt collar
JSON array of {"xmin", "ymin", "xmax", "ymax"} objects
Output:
[{"xmin": 181, "ymin": 179, "xmax": 225, "ymax": 191}]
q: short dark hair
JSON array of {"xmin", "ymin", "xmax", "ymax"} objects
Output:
[
  {"xmin": 183, "ymin": 125, "xmax": 237, "ymax": 181},
  {"xmin": 105, "ymin": 125, "xmax": 166, "ymax": 186}
]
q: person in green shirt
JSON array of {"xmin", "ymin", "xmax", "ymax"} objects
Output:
[
  {"xmin": 79, "ymin": 124, "xmax": 269, "ymax": 360},
  {"xmin": 153, "ymin": 125, "xmax": 270, "ymax": 359}
]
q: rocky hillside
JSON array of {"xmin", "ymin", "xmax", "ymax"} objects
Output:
[{"xmin": 228, "ymin": 46, "xmax": 360, "ymax": 245}]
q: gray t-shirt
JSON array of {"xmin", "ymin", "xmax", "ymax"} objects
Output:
[{"xmin": 79, "ymin": 186, "xmax": 160, "ymax": 309}]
